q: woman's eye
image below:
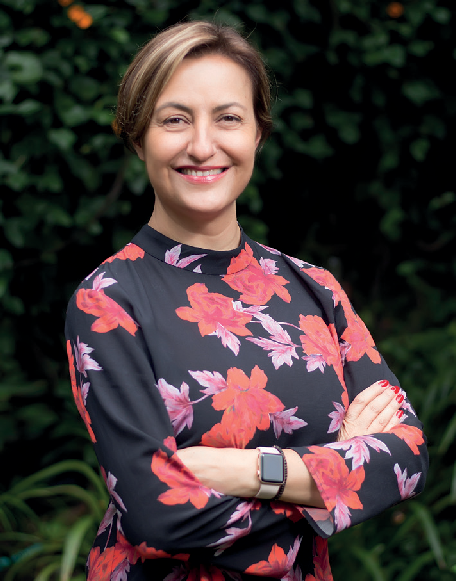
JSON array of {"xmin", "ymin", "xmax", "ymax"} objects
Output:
[
  {"xmin": 163, "ymin": 116, "xmax": 187, "ymax": 126},
  {"xmin": 221, "ymin": 115, "xmax": 241, "ymax": 123}
]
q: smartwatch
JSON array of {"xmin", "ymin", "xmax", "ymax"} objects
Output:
[{"xmin": 255, "ymin": 446, "xmax": 285, "ymax": 499}]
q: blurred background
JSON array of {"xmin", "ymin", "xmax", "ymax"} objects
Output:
[{"xmin": 0, "ymin": 0, "xmax": 455, "ymax": 579}]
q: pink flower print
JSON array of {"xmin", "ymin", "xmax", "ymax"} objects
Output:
[
  {"xmin": 394, "ymin": 463, "xmax": 422, "ymax": 500},
  {"xmin": 258, "ymin": 242, "xmax": 281, "ymax": 255},
  {"xmin": 327, "ymin": 401, "xmax": 346, "ymax": 434},
  {"xmin": 326, "ymin": 435, "xmax": 391, "ymax": 470},
  {"xmin": 92, "ymin": 271, "xmax": 117, "ymax": 291},
  {"xmin": 247, "ymin": 311, "xmax": 299, "ymax": 369},
  {"xmin": 102, "ymin": 468, "xmax": 127, "ymax": 511},
  {"xmin": 259, "ymin": 257, "xmax": 279, "ymax": 275},
  {"xmin": 302, "ymin": 353, "xmax": 327, "ymax": 373},
  {"xmin": 156, "ymin": 379, "xmax": 193, "ymax": 436},
  {"xmin": 270, "ymin": 407, "xmax": 308, "ymax": 438},
  {"xmin": 165, "ymin": 244, "xmax": 207, "ymax": 268},
  {"xmin": 74, "ymin": 336, "xmax": 102, "ymax": 377},
  {"xmin": 188, "ymin": 370, "xmax": 228, "ymax": 396}
]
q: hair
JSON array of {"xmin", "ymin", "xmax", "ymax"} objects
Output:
[{"xmin": 113, "ymin": 21, "xmax": 272, "ymax": 152}]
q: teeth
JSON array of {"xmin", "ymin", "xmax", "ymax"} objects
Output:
[{"xmin": 180, "ymin": 169, "xmax": 224, "ymax": 176}]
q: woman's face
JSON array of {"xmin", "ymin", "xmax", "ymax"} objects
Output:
[{"xmin": 134, "ymin": 54, "xmax": 261, "ymax": 227}]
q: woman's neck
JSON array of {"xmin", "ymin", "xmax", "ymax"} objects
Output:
[{"xmin": 147, "ymin": 205, "xmax": 241, "ymax": 251}]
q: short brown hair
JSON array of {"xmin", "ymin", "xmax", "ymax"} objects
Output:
[{"xmin": 114, "ymin": 21, "xmax": 272, "ymax": 152}]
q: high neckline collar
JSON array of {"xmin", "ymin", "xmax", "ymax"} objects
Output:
[{"xmin": 132, "ymin": 224, "xmax": 255, "ymax": 275}]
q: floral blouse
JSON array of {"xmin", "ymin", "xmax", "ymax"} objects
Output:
[{"xmin": 65, "ymin": 225, "xmax": 428, "ymax": 581}]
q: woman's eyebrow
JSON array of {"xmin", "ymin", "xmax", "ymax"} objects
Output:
[{"xmin": 154, "ymin": 101, "xmax": 247, "ymax": 114}]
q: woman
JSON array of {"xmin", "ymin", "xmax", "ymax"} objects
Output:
[{"xmin": 65, "ymin": 21, "xmax": 428, "ymax": 580}]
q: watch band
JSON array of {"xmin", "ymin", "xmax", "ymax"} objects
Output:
[{"xmin": 255, "ymin": 446, "xmax": 283, "ymax": 499}]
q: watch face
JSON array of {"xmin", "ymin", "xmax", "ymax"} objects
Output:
[{"xmin": 260, "ymin": 453, "xmax": 284, "ymax": 484}]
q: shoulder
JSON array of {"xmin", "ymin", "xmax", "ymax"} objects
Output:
[{"xmin": 249, "ymin": 237, "xmax": 346, "ymax": 305}]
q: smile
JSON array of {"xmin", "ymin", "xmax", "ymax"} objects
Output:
[{"xmin": 178, "ymin": 168, "xmax": 227, "ymax": 176}]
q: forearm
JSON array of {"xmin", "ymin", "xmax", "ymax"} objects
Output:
[{"xmin": 175, "ymin": 446, "xmax": 325, "ymax": 507}]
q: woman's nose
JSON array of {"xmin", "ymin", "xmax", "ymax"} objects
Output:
[{"xmin": 186, "ymin": 122, "xmax": 216, "ymax": 162}]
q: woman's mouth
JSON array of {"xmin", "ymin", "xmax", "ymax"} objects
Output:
[
  {"xmin": 178, "ymin": 168, "xmax": 227, "ymax": 176},
  {"xmin": 175, "ymin": 167, "xmax": 228, "ymax": 183}
]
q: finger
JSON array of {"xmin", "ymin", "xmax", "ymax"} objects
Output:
[
  {"xmin": 367, "ymin": 390, "xmax": 405, "ymax": 433},
  {"xmin": 345, "ymin": 380, "xmax": 391, "ymax": 422},
  {"xmin": 384, "ymin": 408, "xmax": 404, "ymax": 432}
]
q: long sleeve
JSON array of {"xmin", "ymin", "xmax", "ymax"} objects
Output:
[{"xmin": 284, "ymin": 260, "xmax": 428, "ymax": 538}]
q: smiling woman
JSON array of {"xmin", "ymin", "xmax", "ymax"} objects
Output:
[
  {"xmin": 65, "ymin": 20, "xmax": 428, "ymax": 581},
  {"xmin": 132, "ymin": 54, "xmax": 261, "ymax": 246}
]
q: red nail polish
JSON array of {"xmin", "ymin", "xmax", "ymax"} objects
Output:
[
  {"xmin": 396, "ymin": 410, "xmax": 404, "ymax": 418},
  {"xmin": 379, "ymin": 380, "xmax": 389, "ymax": 387},
  {"xmin": 391, "ymin": 386, "xmax": 400, "ymax": 394},
  {"xmin": 396, "ymin": 394, "xmax": 404, "ymax": 403}
]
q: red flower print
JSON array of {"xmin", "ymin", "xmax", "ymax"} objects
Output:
[
  {"xmin": 341, "ymin": 311, "xmax": 381, "ymax": 364},
  {"xmin": 87, "ymin": 544, "xmax": 129, "ymax": 581},
  {"xmin": 299, "ymin": 315, "xmax": 348, "ymax": 408},
  {"xmin": 151, "ymin": 449, "xmax": 220, "ymax": 509},
  {"xmin": 67, "ymin": 340, "xmax": 96, "ymax": 442},
  {"xmin": 188, "ymin": 565, "xmax": 226, "ymax": 581},
  {"xmin": 302, "ymin": 267, "xmax": 345, "ymax": 308},
  {"xmin": 303, "ymin": 447, "xmax": 364, "ymax": 532},
  {"xmin": 306, "ymin": 536, "xmax": 333, "ymax": 581},
  {"xmin": 175, "ymin": 283, "xmax": 252, "ymax": 350},
  {"xmin": 163, "ymin": 436, "xmax": 178, "ymax": 453},
  {"xmin": 388, "ymin": 425, "xmax": 424, "ymax": 455},
  {"xmin": 245, "ymin": 538, "xmax": 301, "ymax": 577},
  {"xmin": 271, "ymin": 500, "xmax": 303, "ymax": 523},
  {"xmin": 222, "ymin": 243, "xmax": 291, "ymax": 305},
  {"xmin": 201, "ymin": 366, "xmax": 284, "ymax": 448},
  {"xmin": 102, "ymin": 243, "xmax": 145, "ymax": 264},
  {"xmin": 76, "ymin": 288, "xmax": 138, "ymax": 335},
  {"xmin": 136, "ymin": 544, "xmax": 189, "ymax": 561}
]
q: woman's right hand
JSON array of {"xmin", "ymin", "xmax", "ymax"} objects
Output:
[{"xmin": 337, "ymin": 380, "xmax": 404, "ymax": 442}]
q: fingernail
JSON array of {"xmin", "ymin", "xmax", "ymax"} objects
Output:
[
  {"xmin": 379, "ymin": 380, "xmax": 389, "ymax": 387},
  {"xmin": 396, "ymin": 410, "xmax": 404, "ymax": 419},
  {"xmin": 396, "ymin": 394, "xmax": 404, "ymax": 403},
  {"xmin": 390, "ymin": 386, "xmax": 400, "ymax": 394}
]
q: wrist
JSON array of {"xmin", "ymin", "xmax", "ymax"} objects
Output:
[{"xmin": 255, "ymin": 446, "xmax": 287, "ymax": 500}]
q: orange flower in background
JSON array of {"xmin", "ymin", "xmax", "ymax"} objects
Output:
[
  {"xmin": 67, "ymin": 4, "xmax": 93, "ymax": 29},
  {"xmin": 386, "ymin": 2, "xmax": 404, "ymax": 18},
  {"xmin": 58, "ymin": 0, "xmax": 73, "ymax": 5}
]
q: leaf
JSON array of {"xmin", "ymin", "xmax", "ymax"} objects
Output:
[
  {"xmin": 410, "ymin": 138, "xmax": 430, "ymax": 162},
  {"xmin": 4, "ymin": 51, "xmax": 43, "ymax": 83},
  {"xmin": 409, "ymin": 502, "xmax": 447, "ymax": 569},
  {"xmin": 60, "ymin": 515, "xmax": 93, "ymax": 581},
  {"xmin": 48, "ymin": 128, "xmax": 76, "ymax": 151}
]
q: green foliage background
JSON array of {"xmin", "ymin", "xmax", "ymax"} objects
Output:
[{"xmin": 0, "ymin": 0, "xmax": 455, "ymax": 578}]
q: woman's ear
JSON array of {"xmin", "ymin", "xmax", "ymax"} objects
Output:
[
  {"xmin": 255, "ymin": 128, "xmax": 262, "ymax": 150},
  {"xmin": 133, "ymin": 141, "xmax": 145, "ymax": 161}
]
